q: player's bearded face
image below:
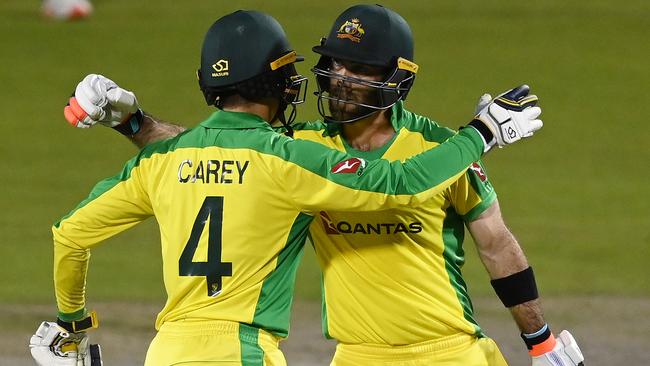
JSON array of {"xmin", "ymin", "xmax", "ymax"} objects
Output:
[{"xmin": 327, "ymin": 59, "xmax": 385, "ymax": 121}]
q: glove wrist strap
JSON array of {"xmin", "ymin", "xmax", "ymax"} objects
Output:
[
  {"xmin": 113, "ymin": 109, "xmax": 143, "ymax": 136},
  {"xmin": 467, "ymin": 119, "xmax": 495, "ymax": 152},
  {"xmin": 522, "ymin": 325, "xmax": 556, "ymax": 356},
  {"xmin": 56, "ymin": 310, "xmax": 98, "ymax": 333}
]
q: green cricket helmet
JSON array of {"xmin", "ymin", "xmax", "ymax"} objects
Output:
[
  {"xmin": 311, "ymin": 4, "xmax": 418, "ymax": 123},
  {"xmin": 197, "ymin": 10, "xmax": 307, "ymax": 125}
]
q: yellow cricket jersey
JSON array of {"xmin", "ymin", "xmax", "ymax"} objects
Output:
[
  {"xmin": 292, "ymin": 102, "xmax": 496, "ymax": 345},
  {"xmin": 52, "ymin": 109, "xmax": 485, "ymax": 337}
]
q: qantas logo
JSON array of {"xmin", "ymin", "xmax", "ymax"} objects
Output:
[
  {"xmin": 319, "ymin": 212, "xmax": 340, "ymax": 235},
  {"xmin": 318, "ymin": 211, "xmax": 423, "ymax": 235},
  {"xmin": 470, "ymin": 162, "xmax": 488, "ymax": 182},
  {"xmin": 331, "ymin": 157, "xmax": 367, "ymax": 175}
]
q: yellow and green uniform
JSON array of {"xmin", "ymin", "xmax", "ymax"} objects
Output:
[
  {"xmin": 52, "ymin": 109, "xmax": 485, "ymax": 365},
  {"xmin": 292, "ymin": 102, "xmax": 506, "ymax": 365}
]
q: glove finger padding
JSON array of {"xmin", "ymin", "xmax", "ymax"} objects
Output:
[
  {"xmin": 522, "ymin": 106, "xmax": 543, "ymax": 137},
  {"xmin": 475, "ymin": 93, "xmax": 492, "ymax": 115},
  {"xmin": 531, "ymin": 330, "xmax": 585, "ymax": 366},
  {"xmin": 63, "ymin": 73, "xmax": 140, "ymax": 129},
  {"xmin": 75, "ymin": 74, "xmax": 109, "ymax": 121},
  {"xmin": 474, "ymin": 84, "xmax": 544, "ymax": 148},
  {"xmin": 557, "ymin": 330, "xmax": 585, "ymax": 364},
  {"xmin": 64, "ymin": 97, "xmax": 93, "ymax": 128}
]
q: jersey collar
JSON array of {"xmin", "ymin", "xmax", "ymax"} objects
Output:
[{"xmin": 200, "ymin": 109, "xmax": 274, "ymax": 131}]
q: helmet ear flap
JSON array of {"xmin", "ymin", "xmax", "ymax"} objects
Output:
[
  {"xmin": 314, "ymin": 56, "xmax": 332, "ymax": 93},
  {"xmin": 383, "ymin": 68, "xmax": 415, "ymax": 104},
  {"xmin": 197, "ymin": 68, "xmax": 217, "ymax": 106}
]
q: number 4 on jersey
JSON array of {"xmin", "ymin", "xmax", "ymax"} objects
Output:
[{"xmin": 179, "ymin": 196, "xmax": 233, "ymax": 297}]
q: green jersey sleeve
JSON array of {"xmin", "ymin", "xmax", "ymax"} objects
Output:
[{"xmin": 279, "ymin": 127, "xmax": 485, "ymax": 213}]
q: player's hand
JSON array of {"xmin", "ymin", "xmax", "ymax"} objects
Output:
[
  {"xmin": 531, "ymin": 330, "xmax": 585, "ymax": 366},
  {"xmin": 30, "ymin": 320, "xmax": 103, "ymax": 366},
  {"xmin": 64, "ymin": 73, "xmax": 140, "ymax": 129},
  {"xmin": 469, "ymin": 85, "xmax": 543, "ymax": 152}
]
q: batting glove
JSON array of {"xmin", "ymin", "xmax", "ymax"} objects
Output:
[
  {"xmin": 474, "ymin": 93, "xmax": 492, "ymax": 115},
  {"xmin": 468, "ymin": 85, "xmax": 543, "ymax": 152},
  {"xmin": 64, "ymin": 74, "xmax": 142, "ymax": 135},
  {"xmin": 528, "ymin": 330, "xmax": 585, "ymax": 366},
  {"xmin": 29, "ymin": 321, "xmax": 102, "ymax": 366}
]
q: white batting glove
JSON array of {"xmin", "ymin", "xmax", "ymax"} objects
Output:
[
  {"xmin": 474, "ymin": 93, "xmax": 492, "ymax": 115},
  {"xmin": 64, "ymin": 74, "xmax": 140, "ymax": 129},
  {"xmin": 30, "ymin": 322, "xmax": 90, "ymax": 366},
  {"xmin": 531, "ymin": 330, "xmax": 585, "ymax": 366},
  {"xmin": 469, "ymin": 85, "xmax": 543, "ymax": 152}
]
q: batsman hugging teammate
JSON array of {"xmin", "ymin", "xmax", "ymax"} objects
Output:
[{"xmin": 30, "ymin": 4, "xmax": 584, "ymax": 366}]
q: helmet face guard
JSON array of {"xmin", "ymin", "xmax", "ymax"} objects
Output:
[
  {"xmin": 268, "ymin": 53, "xmax": 308, "ymax": 128},
  {"xmin": 311, "ymin": 56, "xmax": 417, "ymax": 123},
  {"xmin": 279, "ymin": 72, "xmax": 308, "ymax": 127},
  {"xmin": 310, "ymin": 4, "xmax": 418, "ymax": 123}
]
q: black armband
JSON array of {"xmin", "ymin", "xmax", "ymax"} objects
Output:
[
  {"xmin": 113, "ymin": 109, "xmax": 143, "ymax": 136},
  {"xmin": 490, "ymin": 266, "xmax": 539, "ymax": 307},
  {"xmin": 57, "ymin": 311, "xmax": 98, "ymax": 333}
]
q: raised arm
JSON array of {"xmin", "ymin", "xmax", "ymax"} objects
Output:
[
  {"xmin": 131, "ymin": 112, "xmax": 186, "ymax": 148},
  {"xmin": 64, "ymin": 74, "xmax": 185, "ymax": 148}
]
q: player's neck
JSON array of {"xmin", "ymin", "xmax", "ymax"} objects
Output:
[
  {"xmin": 341, "ymin": 110, "xmax": 394, "ymax": 152},
  {"xmin": 222, "ymin": 96, "xmax": 276, "ymax": 123}
]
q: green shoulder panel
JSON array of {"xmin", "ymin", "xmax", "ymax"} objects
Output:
[
  {"xmin": 394, "ymin": 102, "xmax": 457, "ymax": 143},
  {"xmin": 223, "ymin": 125, "xmax": 482, "ymax": 196}
]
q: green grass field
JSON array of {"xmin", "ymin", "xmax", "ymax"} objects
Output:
[{"xmin": 1, "ymin": 0, "xmax": 648, "ymax": 312}]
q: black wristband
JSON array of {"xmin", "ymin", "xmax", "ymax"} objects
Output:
[
  {"xmin": 490, "ymin": 266, "xmax": 539, "ymax": 308},
  {"xmin": 113, "ymin": 109, "xmax": 143, "ymax": 136},
  {"xmin": 468, "ymin": 119, "xmax": 495, "ymax": 143}
]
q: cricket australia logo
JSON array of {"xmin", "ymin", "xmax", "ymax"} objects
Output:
[
  {"xmin": 211, "ymin": 59, "xmax": 229, "ymax": 77},
  {"xmin": 337, "ymin": 18, "xmax": 365, "ymax": 43},
  {"xmin": 331, "ymin": 157, "xmax": 367, "ymax": 175}
]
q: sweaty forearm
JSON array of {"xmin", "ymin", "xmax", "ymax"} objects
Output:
[
  {"xmin": 129, "ymin": 112, "xmax": 186, "ymax": 148},
  {"xmin": 509, "ymin": 298, "xmax": 546, "ymax": 334},
  {"xmin": 469, "ymin": 203, "xmax": 548, "ymax": 334},
  {"xmin": 479, "ymin": 232, "xmax": 547, "ymax": 333}
]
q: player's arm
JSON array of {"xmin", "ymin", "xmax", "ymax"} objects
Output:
[
  {"xmin": 30, "ymin": 153, "xmax": 153, "ymax": 366},
  {"xmin": 64, "ymin": 74, "xmax": 186, "ymax": 148},
  {"xmin": 53, "ymin": 156, "xmax": 153, "ymax": 316},
  {"xmin": 280, "ymin": 85, "xmax": 543, "ymax": 213},
  {"xmin": 281, "ymin": 126, "xmax": 484, "ymax": 213},
  {"xmin": 132, "ymin": 112, "xmax": 186, "ymax": 148},
  {"xmin": 468, "ymin": 202, "xmax": 585, "ymax": 366}
]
